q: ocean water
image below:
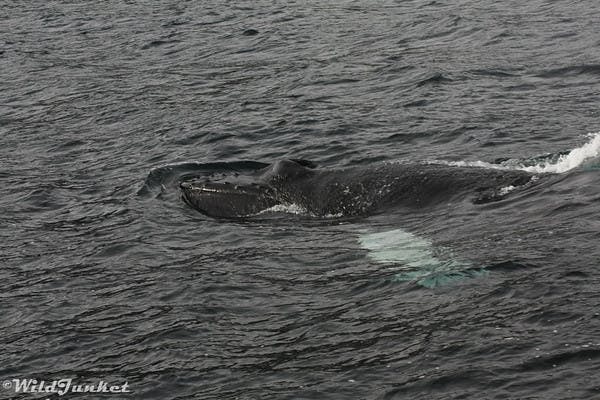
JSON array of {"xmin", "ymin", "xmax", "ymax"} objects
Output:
[{"xmin": 2, "ymin": 1, "xmax": 600, "ymax": 399}]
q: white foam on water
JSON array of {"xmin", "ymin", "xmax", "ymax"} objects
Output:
[
  {"xmin": 258, "ymin": 204, "xmax": 345, "ymax": 219},
  {"xmin": 358, "ymin": 228, "xmax": 485, "ymax": 288},
  {"xmin": 498, "ymin": 185, "xmax": 516, "ymax": 196},
  {"xmin": 436, "ymin": 159, "xmax": 510, "ymax": 170},
  {"xmin": 258, "ymin": 203, "xmax": 308, "ymax": 215},
  {"xmin": 519, "ymin": 132, "xmax": 600, "ymax": 174},
  {"xmin": 323, "ymin": 212, "xmax": 345, "ymax": 219},
  {"xmin": 431, "ymin": 132, "xmax": 600, "ymax": 174}
]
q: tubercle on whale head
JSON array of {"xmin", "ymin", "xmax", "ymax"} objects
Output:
[{"xmin": 261, "ymin": 159, "xmax": 316, "ymax": 185}]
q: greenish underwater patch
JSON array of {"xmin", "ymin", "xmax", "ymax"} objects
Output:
[{"xmin": 358, "ymin": 228, "xmax": 488, "ymax": 288}]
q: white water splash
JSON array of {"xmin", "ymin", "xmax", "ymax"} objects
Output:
[
  {"xmin": 258, "ymin": 203, "xmax": 308, "ymax": 215},
  {"xmin": 434, "ymin": 132, "xmax": 600, "ymax": 174},
  {"xmin": 358, "ymin": 228, "xmax": 485, "ymax": 288},
  {"xmin": 435, "ymin": 160, "xmax": 510, "ymax": 170},
  {"xmin": 519, "ymin": 132, "xmax": 600, "ymax": 174},
  {"xmin": 498, "ymin": 185, "xmax": 516, "ymax": 196},
  {"xmin": 258, "ymin": 204, "xmax": 345, "ymax": 218}
]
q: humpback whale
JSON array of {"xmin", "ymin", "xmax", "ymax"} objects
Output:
[{"xmin": 179, "ymin": 159, "xmax": 537, "ymax": 218}]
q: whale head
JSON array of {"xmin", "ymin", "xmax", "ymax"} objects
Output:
[
  {"xmin": 179, "ymin": 159, "xmax": 316, "ymax": 218},
  {"xmin": 180, "ymin": 180, "xmax": 280, "ymax": 218}
]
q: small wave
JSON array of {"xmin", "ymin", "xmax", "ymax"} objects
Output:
[
  {"xmin": 416, "ymin": 72, "xmax": 453, "ymax": 87},
  {"xmin": 536, "ymin": 64, "xmax": 600, "ymax": 78}
]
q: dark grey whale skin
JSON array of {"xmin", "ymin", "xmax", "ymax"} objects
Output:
[{"xmin": 180, "ymin": 159, "xmax": 536, "ymax": 218}]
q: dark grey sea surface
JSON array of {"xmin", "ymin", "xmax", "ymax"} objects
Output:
[{"xmin": 2, "ymin": 1, "xmax": 600, "ymax": 399}]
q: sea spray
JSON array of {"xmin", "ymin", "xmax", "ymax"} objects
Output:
[
  {"xmin": 432, "ymin": 132, "xmax": 600, "ymax": 174},
  {"xmin": 519, "ymin": 132, "xmax": 600, "ymax": 174}
]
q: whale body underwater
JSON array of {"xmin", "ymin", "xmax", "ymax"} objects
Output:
[{"xmin": 179, "ymin": 159, "xmax": 539, "ymax": 218}]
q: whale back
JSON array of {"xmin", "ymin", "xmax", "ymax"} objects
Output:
[
  {"xmin": 266, "ymin": 162, "xmax": 536, "ymax": 216},
  {"xmin": 180, "ymin": 159, "xmax": 538, "ymax": 218}
]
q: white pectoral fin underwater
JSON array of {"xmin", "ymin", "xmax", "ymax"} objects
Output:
[{"xmin": 358, "ymin": 228, "xmax": 487, "ymax": 289}]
